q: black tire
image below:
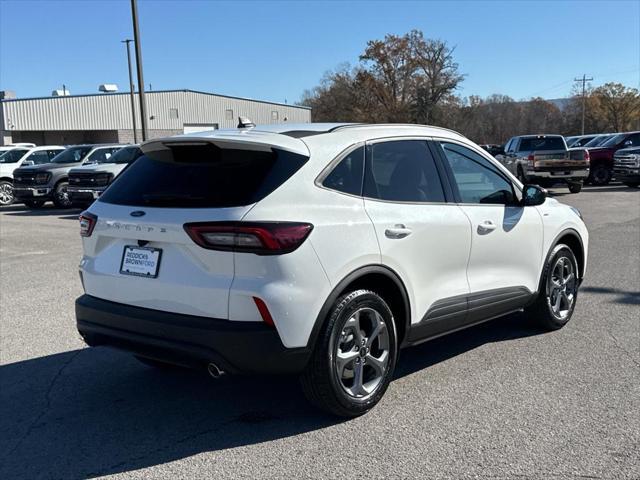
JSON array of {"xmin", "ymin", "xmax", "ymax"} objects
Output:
[
  {"xmin": 624, "ymin": 182, "xmax": 640, "ymax": 188},
  {"xmin": 134, "ymin": 355, "xmax": 183, "ymax": 370},
  {"xmin": 588, "ymin": 164, "xmax": 611, "ymax": 186},
  {"xmin": 24, "ymin": 199, "xmax": 45, "ymax": 209},
  {"xmin": 0, "ymin": 180, "xmax": 14, "ymax": 206},
  {"xmin": 300, "ymin": 289, "xmax": 398, "ymax": 417},
  {"xmin": 53, "ymin": 181, "xmax": 72, "ymax": 208},
  {"xmin": 568, "ymin": 182, "xmax": 582, "ymax": 194},
  {"xmin": 526, "ymin": 244, "xmax": 579, "ymax": 331}
]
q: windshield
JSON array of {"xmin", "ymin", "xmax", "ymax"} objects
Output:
[
  {"xmin": 52, "ymin": 146, "xmax": 93, "ymax": 164},
  {"xmin": 584, "ymin": 135, "xmax": 610, "ymax": 147},
  {"xmin": 0, "ymin": 149, "xmax": 29, "ymax": 163},
  {"xmin": 600, "ymin": 134, "xmax": 626, "ymax": 147},
  {"xmin": 109, "ymin": 146, "xmax": 142, "ymax": 164}
]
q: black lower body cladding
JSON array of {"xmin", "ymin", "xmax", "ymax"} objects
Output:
[{"xmin": 75, "ymin": 294, "xmax": 311, "ymax": 375}]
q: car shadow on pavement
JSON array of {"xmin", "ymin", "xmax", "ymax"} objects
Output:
[
  {"xmin": 0, "ymin": 313, "xmax": 541, "ymax": 479},
  {"xmin": 580, "ymin": 286, "xmax": 640, "ymax": 305}
]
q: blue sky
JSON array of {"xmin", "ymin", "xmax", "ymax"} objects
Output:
[{"xmin": 1, "ymin": 0, "xmax": 638, "ymax": 104}]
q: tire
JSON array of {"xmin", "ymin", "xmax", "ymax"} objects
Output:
[
  {"xmin": 24, "ymin": 199, "xmax": 45, "ymax": 209},
  {"xmin": 0, "ymin": 180, "xmax": 14, "ymax": 206},
  {"xmin": 526, "ymin": 244, "xmax": 579, "ymax": 331},
  {"xmin": 588, "ymin": 164, "xmax": 611, "ymax": 186},
  {"xmin": 300, "ymin": 289, "xmax": 398, "ymax": 417},
  {"xmin": 624, "ymin": 182, "xmax": 640, "ymax": 188},
  {"xmin": 52, "ymin": 181, "xmax": 72, "ymax": 208},
  {"xmin": 568, "ymin": 182, "xmax": 582, "ymax": 193}
]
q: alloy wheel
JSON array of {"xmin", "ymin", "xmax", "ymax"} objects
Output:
[
  {"xmin": 55, "ymin": 183, "xmax": 72, "ymax": 207},
  {"xmin": 0, "ymin": 182, "xmax": 14, "ymax": 206},
  {"xmin": 548, "ymin": 256, "xmax": 577, "ymax": 319},
  {"xmin": 334, "ymin": 307, "xmax": 390, "ymax": 399}
]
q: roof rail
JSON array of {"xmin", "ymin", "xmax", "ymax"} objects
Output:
[{"xmin": 329, "ymin": 123, "xmax": 467, "ymax": 138}]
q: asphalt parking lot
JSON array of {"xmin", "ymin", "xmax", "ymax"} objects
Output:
[{"xmin": 1, "ymin": 185, "xmax": 638, "ymax": 480}]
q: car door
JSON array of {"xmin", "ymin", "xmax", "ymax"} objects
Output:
[
  {"xmin": 435, "ymin": 140, "xmax": 543, "ymax": 321},
  {"xmin": 362, "ymin": 138, "xmax": 472, "ymax": 341}
]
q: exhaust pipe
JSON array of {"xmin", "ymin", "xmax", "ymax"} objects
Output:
[{"xmin": 207, "ymin": 362, "xmax": 225, "ymax": 379}]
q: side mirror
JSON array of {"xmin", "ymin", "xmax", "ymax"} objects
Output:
[
  {"xmin": 22, "ymin": 160, "xmax": 35, "ymax": 166},
  {"xmin": 624, "ymin": 140, "xmax": 633, "ymax": 146},
  {"xmin": 522, "ymin": 184, "xmax": 547, "ymax": 206}
]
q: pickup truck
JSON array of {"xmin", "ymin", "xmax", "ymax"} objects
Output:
[
  {"xmin": 613, "ymin": 147, "xmax": 640, "ymax": 188},
  {"xmin": 13, "ymin": 144, "xmax": 123, "ymax": 208},
  {"xmin": 496, "ymin": 135, "xmax": 590, "ymax": 193},
  {"xmin": 586, "ymin": 131, "xmax": 640, "ymax": 185},
  {"xmin": 68, "ymin": 145, "xmax": 142, "ymax": 207}
]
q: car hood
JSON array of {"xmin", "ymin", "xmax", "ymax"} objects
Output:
[
  {"xmin": 17, "ymin": 162, "xmax": 83, "ymax": 173},
  {"xmin": 615, "ymin": 147, "xmax": 640, "ymax": 155},
  {"xmin": 69, "ymin": 163, "xmax": 127, "ymax": 175}
]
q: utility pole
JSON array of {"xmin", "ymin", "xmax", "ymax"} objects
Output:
[
  {"xmin": 121, "ymin": 39, "xmax": 138, "ymax": 143},
  {"xmin": 130, "ymin": 0, "xmax": 148, "ymax": 141},
  {"xmin": 574, "ymin": 74, "xmax": 593, "ymax": 135}
]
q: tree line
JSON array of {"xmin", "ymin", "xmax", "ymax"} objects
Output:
[{"xmin": 300, "ymin": 30, "xmax": 640, "ymax": 145}]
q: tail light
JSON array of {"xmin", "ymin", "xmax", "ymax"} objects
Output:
[
  {"xmin": 79, "ymin": 211, "xmax": 97, "ymax": 237},
  {"xmin": 184, "ymin": 222, "xmax": 313, "ymax": 255},
  {"xmin": 527, "ymin": 154, "xmax": 536, "ymax": 167},
  {"xmin": 584, "ymin": 149, "xmax": 590, "ymax": 164}
]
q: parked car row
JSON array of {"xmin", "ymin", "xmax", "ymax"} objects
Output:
[
  {"xmin": 480, "ymin": 131, "xmax": 640, "ymax": 191},
  {"xmin": 0, "ymin": 143, "xmax": 141, "ymax": 207}
]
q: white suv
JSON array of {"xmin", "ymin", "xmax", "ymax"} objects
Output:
[{"xmin": 76, "ymin": 123, "xmax": 588, "ymax": 416}]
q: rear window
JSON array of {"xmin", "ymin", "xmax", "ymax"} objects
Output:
[
  {"xmin": 100, "ymin": 143, "xmax": 308, "ymax": 208},
  {"xmin": 518, "ymin": 137, "xmax": 565, "ymax": 151}
]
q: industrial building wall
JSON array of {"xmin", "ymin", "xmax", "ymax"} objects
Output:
[{"xmin": 1, "ymin": 90, "xmax": 311, "ymax": 133}]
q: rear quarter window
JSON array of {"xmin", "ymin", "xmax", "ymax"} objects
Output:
[{"xmin": 100, "ymin": 143, "xmax": 308, "ymax": 208}]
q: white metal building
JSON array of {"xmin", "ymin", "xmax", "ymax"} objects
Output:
[{"xmin": 0, "ymin": 89, "xmax": 312, "ymax": 146}]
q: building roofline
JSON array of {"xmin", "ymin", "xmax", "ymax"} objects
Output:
[{"xmin": 0, "ymin": 88, "xmax": 312, "ymax": 110}]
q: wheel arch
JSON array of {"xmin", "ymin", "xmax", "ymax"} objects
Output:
[
  {"xmin": 0, "ymin": 176, "xmax": 13, "ymax": 183},
  {"xmin": 538, "ymin": 228, "xmax": 585, "ymax": 294},
  {"xmin": 306, "ymin": 265, "xmax": 412, "ymax": 351}
]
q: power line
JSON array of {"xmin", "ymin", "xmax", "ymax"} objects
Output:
[{"xmin": 574, "ymin": 74, "xmax": 593, "ymax": 135}]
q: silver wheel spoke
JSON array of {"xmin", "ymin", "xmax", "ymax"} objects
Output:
[
  {"xmin": 336, "ymin": 350, "xmax": 358, "ymax": 375},
  {"xmin": 352, "ymin": 361, "xmax": 367, "ymax": 397},
  {"xmin": 553, "ymin": 291, "xmax": 562, "ymax": 311},
  {"xmin": 344, "ymin": 312, "xmax": 363, "ymax": 346},
  {"xmin": 564, "ymin": 272, "xmax": 575, "ymax": 285},
  {"xmin": 366, "ymin": 318, "xmax": 386, "ymax": 348},
  {"xmin": 366, "ymin": 351, "xmax": 388, "ymax": 376}
]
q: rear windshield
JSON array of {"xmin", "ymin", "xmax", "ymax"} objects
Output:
[
  {"xmin": 518, "ymin": 137, "xmax": 565, "ymax": 151},
  {"xmin": 100, "ymin": 144, "xmax": 308, "ymax": 208}
]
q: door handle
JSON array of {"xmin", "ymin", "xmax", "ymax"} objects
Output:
[
  {"xmin": 385, "ymin": 224, "xmax": 412, "ymax": 239},
  {"xmin": 477, "ymin": 220, "xmax": 497, "ymax": 234}
]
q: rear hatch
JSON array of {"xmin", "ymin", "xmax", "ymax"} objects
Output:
[
  {"xmin": 80, "ymin": 133, "xmax": 309, "ymax": 319},
  {"xmin": 521, "ymin": 136, "xmax": 589, "ymax": 169}
]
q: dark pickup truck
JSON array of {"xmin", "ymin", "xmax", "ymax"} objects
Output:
[
  {"xmin": 587, "ymin": 131, "xmax": 640, "ymax": 185},
  {"xmin": 613, "ymin": 147, "xmax": 640, "ymax": 188},
  {"xmin": 496, "ymin": 135, "xmax": 590, "ymax": 193}
]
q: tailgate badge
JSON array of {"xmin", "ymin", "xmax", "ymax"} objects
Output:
[{"xmin": 130, "ymin": 211, "xmax": 146, "ymax": 217}]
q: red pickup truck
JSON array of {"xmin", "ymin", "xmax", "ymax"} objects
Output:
[{"xmin": 587, "ymin": 131, "xmax": 640, "ymax": 185}]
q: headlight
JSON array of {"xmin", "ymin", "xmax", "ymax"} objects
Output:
[
  {"xmin": 569, "ymin": 206, "xmax": 583, "ymax": 221},
  {"xmin": 35, "ymin": 172, "xmax": 51, "ymax": 184},
  {"xmin": 93, "ymin": 173, "xmax": 113, "ymax": 186},
  {"xmin": 633, "ymin": 154, "xmax": 640, "ymax": 167}
]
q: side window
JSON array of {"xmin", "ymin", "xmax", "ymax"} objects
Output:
[
  {"xmin": 439, "ymin": 142, "xmax": 517, "ymax": 205},
  {"xmin": 504, "ymin": 138, "xmax": 513, "ymax": 153},
  {"xmin": 47, "ymin": 150, "xmax": 61, "ymax": 160},
  {"xmin": 364, "ymin": 140, "xmax": 445, "ymax": 203},
  {"xmin": 28, "ymin": 151, "xmax": 50, "ymax": 165},
  {"xmin": 88, "ymin": 149, "xmax": 112, "ymax": 162},
  {"xmin": 322, "ymin": 146, "xmax": 364, "ymax": 196}
]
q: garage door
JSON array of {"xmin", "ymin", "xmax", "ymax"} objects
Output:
[{"xmin": 183, "ymin": 124, "xmax": 219, "ymax": 134}]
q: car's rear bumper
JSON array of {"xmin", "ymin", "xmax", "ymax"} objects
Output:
[
  {"xmin": 76, "ymin": 294, "xmax": 311, "ymax": 375},
  {"xmin": 525, "ymin": 168, "xmax": 589, "ymax": 180}
]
